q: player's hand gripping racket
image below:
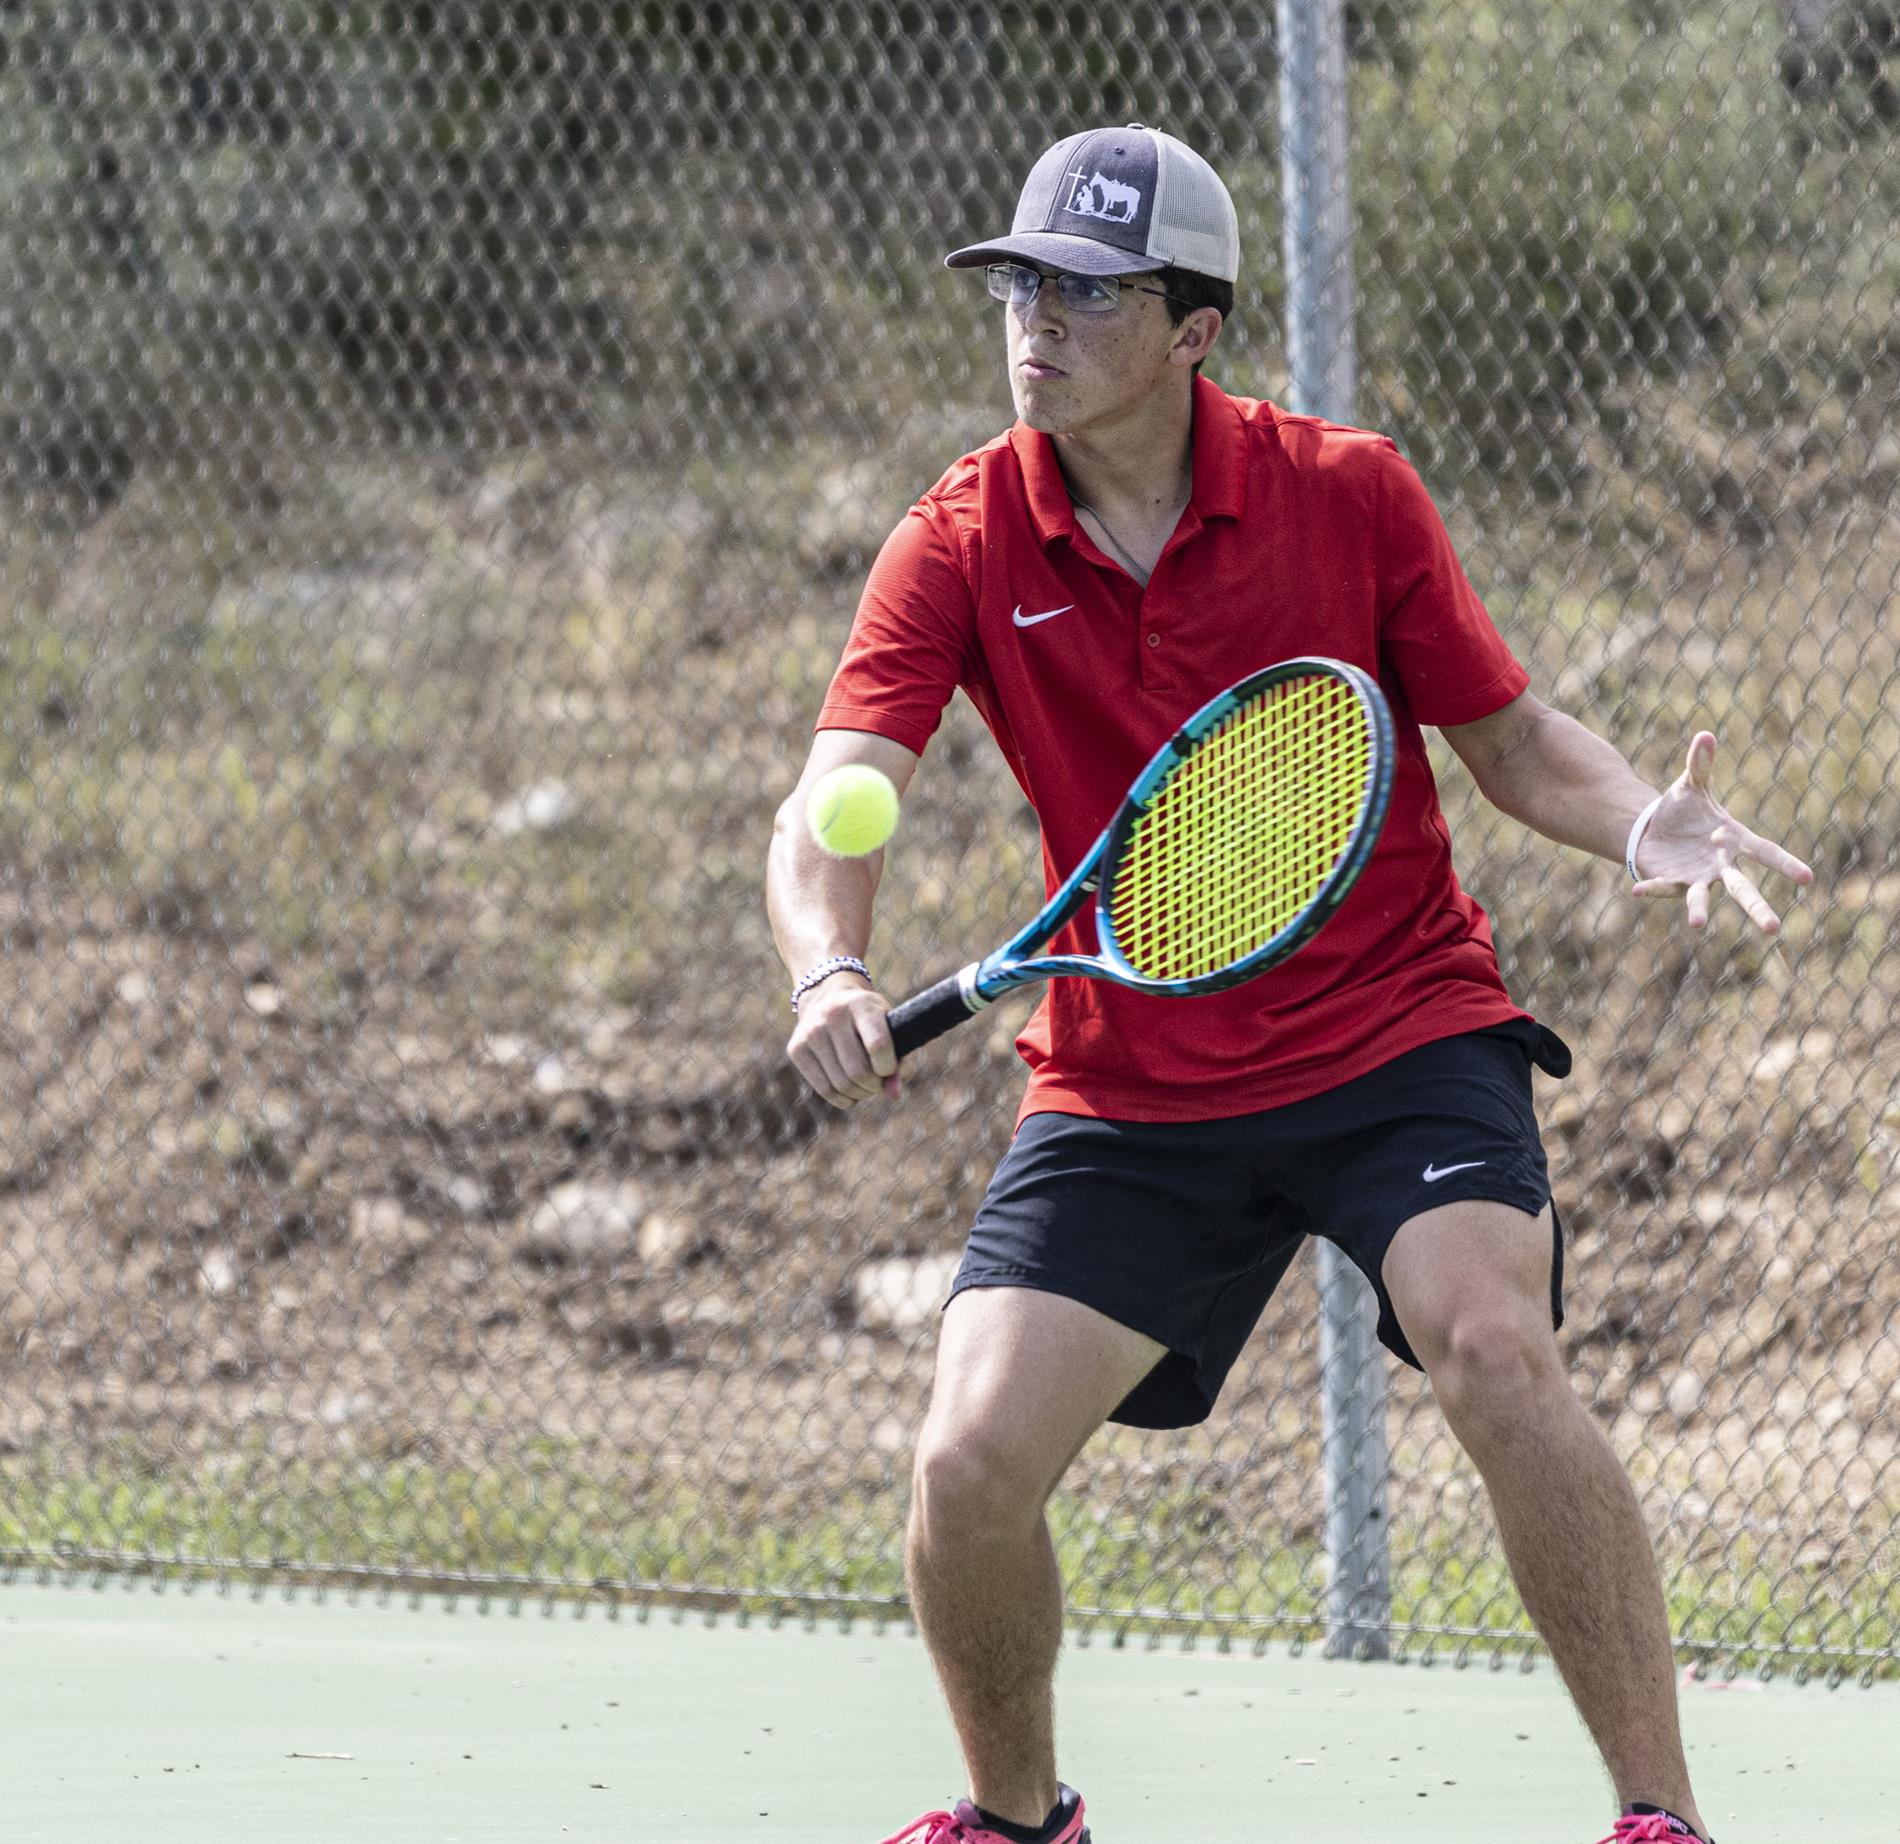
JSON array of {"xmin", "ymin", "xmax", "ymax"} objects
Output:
[{"xmin": 887, "ymin": 657, "xmax": 1396, "ymax": 1059}]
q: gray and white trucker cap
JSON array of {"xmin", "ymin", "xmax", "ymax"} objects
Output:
[{"xmin": 945, "ymin": 124, "xmax": 1239, "ymax": 282}]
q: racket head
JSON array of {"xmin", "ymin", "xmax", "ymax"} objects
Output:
[{"xmin": 1093, "ymin": 657, "xmax": 1395, "ymax": 994}]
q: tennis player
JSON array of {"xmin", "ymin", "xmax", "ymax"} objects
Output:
[{"xmin": 765, "ymin": 124, "xmax": 1812, "ymax": 1844}]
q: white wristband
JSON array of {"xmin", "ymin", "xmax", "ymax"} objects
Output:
[{"xmin": 1625, "ymin": 793, "xmax": 1666, "ymax": 885}]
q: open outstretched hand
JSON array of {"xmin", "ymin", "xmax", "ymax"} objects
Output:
[{"xmin": 1632, "ymin": 732, "xmax": 1815, "ymax": 933}]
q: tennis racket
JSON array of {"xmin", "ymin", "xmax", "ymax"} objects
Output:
[{"xmin": 887, "ymin": 656, "xmax": 1395, "ymax": 1059}]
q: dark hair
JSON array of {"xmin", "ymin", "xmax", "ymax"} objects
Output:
[{"xmin": 1157, "ymin": 265, "xmax": 1234, "ymax": 375}]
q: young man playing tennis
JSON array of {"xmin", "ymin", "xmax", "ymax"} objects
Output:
[{"xmin": 765, "ymin": 124, "xmax": 1812, "ymax": 1844}]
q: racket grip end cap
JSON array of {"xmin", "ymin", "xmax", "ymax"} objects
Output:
[{"xmin": 888, "ymin": 964, "xmax": 987, "ymax": 1059}]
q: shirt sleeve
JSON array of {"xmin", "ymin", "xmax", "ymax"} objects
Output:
[
  {"xmin": 1374, "ymin": 438, "xmax": 1529, "ymax": 726},
  {"xmin": 816, "ymin": 497, "xmax": 975, "ymax": 756}
]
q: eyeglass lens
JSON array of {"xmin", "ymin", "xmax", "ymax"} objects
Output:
[{"xmin": 985, "ymin": 264, "xmax": 1120, "ymax": 312}]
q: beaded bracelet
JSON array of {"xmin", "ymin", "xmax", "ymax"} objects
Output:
[{"xmin": 790, "ymin": 955, "xmax": 871, "ymax": 1013}]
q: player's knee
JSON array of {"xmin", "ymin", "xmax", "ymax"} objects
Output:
[
  {"xmin": 1419, "ymin": 1296, "xmax": 1563, "ymax": 1434},
  {"xmin": 910, "ymin": 1417, "xmax": 1048, "ymax": 1537}
]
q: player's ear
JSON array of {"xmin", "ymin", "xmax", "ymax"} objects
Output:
[{"xmin": 1169, "ymin": 307, "xmax": 1222, "ymax": 370}]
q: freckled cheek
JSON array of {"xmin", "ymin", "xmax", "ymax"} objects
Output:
[
  {"xmin": 1068, "ymin": 330, "xmax": 1140, "ymax": 387},
  {"xmin": 1052, "ymin": 327, "xmax": 1118, "ymax": 374}
]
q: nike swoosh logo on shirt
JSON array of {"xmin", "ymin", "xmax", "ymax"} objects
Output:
[
  {"xmin": 1012, "ymin": 603, "xmax": 1074, "ymax": 628},
  {"xmin": 1422, "ymin": 1160, "xmax": 1487, "ymax": 1182}
]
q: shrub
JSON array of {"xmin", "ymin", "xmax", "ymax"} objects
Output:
[{"xmin": 1353, "ymin": 8, "xmax": 1786, "ymax": 487}]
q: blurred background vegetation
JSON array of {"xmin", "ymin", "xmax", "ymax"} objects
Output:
[{"xmin": 2, "ymin": 1, "xmax": 1893, "ymax": 487}]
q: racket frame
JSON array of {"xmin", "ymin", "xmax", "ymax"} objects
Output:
[
  {"xmin": 1093, "ymin": 655, "xmax": 1394, "ymax": 995},
  {"xmin": 887, "ymin": 656, "xmax": 1394, "ymax": 1053}
]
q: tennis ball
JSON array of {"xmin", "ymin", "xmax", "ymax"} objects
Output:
[{"xmin": 806, "ymin": 764, "xmax": 900, "ymax": 857}]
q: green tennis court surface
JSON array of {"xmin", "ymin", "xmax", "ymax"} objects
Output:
[{"xmin": 2, "ymin": 1579, "xmax": 1891, "ymax": 1841}]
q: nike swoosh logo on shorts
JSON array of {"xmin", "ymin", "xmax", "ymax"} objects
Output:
[
  {"xmin": 1422, "ymin": 1160, "xmax": 1487, "ymax": 1182},
  {"xmin": 1012, "ymin": 603, "xmax": 1074, "ymax": 628}
]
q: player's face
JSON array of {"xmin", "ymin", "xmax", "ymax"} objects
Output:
[{"xmin": 1003, "ymin": 267, "xmax": 1190, "ymax": 434}]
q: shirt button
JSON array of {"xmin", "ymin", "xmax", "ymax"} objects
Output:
[{"xmin": 1145, "ymin": 632, "xmax": 1161, "ymax": 648}]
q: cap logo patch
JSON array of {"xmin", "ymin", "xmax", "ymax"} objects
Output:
[{"xmin": 1063, "ymin": 167, "xmax": 1142, "ymax": 224}]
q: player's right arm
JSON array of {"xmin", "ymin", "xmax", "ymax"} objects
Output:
[
  {"xmin": 773, "ymin": 472, "xmax": 975, "ymax": 1107},
  {"xmin": 768, "ymin": 728, "xmax": 922, "ymax": 1109}
]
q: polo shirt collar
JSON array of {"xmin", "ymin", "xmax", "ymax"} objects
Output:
[
  {"xmin": 1011, "ymin": 371, "xmax": 1249, "ymax": 547},
  {"xmin": 1188, "ymin": 371, "xmax": 1248, "ymax": 521}
]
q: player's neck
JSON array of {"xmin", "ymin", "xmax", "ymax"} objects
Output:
[{"xmin": 1049, "ymin": 383, "xmax": 1195, "ymax": 536}]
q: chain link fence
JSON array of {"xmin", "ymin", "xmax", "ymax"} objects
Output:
[{"xmin": 0, "ymin": 2, "xmax": 1895, "ymax": 1678}]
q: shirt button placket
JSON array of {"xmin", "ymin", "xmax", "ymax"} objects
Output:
[{"xmin": 1140, "ymin": 609, "xmax": 1166, "ymax": 690}]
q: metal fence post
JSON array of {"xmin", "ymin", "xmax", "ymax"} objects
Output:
[{"xmin": 1276, "ymin": 0, "xmax": 1392, "ymax": 1660}]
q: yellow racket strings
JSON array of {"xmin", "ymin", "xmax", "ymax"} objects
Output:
[{"xmin": 1108, "ymin": 675, "xmax": 1372, "ymax": 981}]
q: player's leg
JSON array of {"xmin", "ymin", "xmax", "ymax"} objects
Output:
[
  {"xmin": 902, "ymin": 1107, "xmax": 1298, "ymax": 1839},
  {"xmin": 907, "ymin": 1284, "xmax": 1164, "ymax": 1830},
  {"xmin": 1263, "ymin": 1020, "xmax": 1708, "ymax": 1836},
  {"xmin": 1381, "ymin": 1197, "xmax": 1708, "ymax": 1840}
]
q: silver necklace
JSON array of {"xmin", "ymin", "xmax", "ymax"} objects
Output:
[{"xmin": 1069, "ymin": 496, "xmax": 1147, "ymax": 579}]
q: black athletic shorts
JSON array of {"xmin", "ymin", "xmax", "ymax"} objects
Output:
[{"xmin": 945, "ymin": 1018, "xmax": 1573, "ymax": 1430}]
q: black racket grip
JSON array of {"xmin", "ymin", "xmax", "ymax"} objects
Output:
[{"xmin": 888, "ymin": 967, "xmax": 982, "ymax": 1059}]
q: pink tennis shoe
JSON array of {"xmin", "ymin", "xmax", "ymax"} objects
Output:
[
  {"xmin": 1597, "ymin": 1814, "xmax": 1707, "ymax": 1843},
  {"xmin": 877, "ymin": 1789, "xmax": 1089, "ymax": 1844}
]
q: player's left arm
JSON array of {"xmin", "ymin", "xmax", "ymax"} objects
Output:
[{"xmin": 1440, "ymin": 689, "xmax": 1816, "ymax": 934}]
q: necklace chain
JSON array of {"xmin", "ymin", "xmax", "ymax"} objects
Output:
[{"xmin": 1068, "ymin": 496, "xmax": 1146, "ymax": 579}]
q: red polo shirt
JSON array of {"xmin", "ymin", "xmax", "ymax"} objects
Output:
[{"xmin": 818, "ymin": 373, "xmax": 1533, "ymax": 1123}]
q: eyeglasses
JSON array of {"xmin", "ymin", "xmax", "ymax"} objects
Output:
[{"xmin": 984, "ymin": 262, "xmax": 1180, "ymax": 314}]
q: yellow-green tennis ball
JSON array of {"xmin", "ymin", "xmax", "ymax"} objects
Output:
[{"xmin": 806, "ymin": 764, "xmax": 900, "ymax": 857}]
